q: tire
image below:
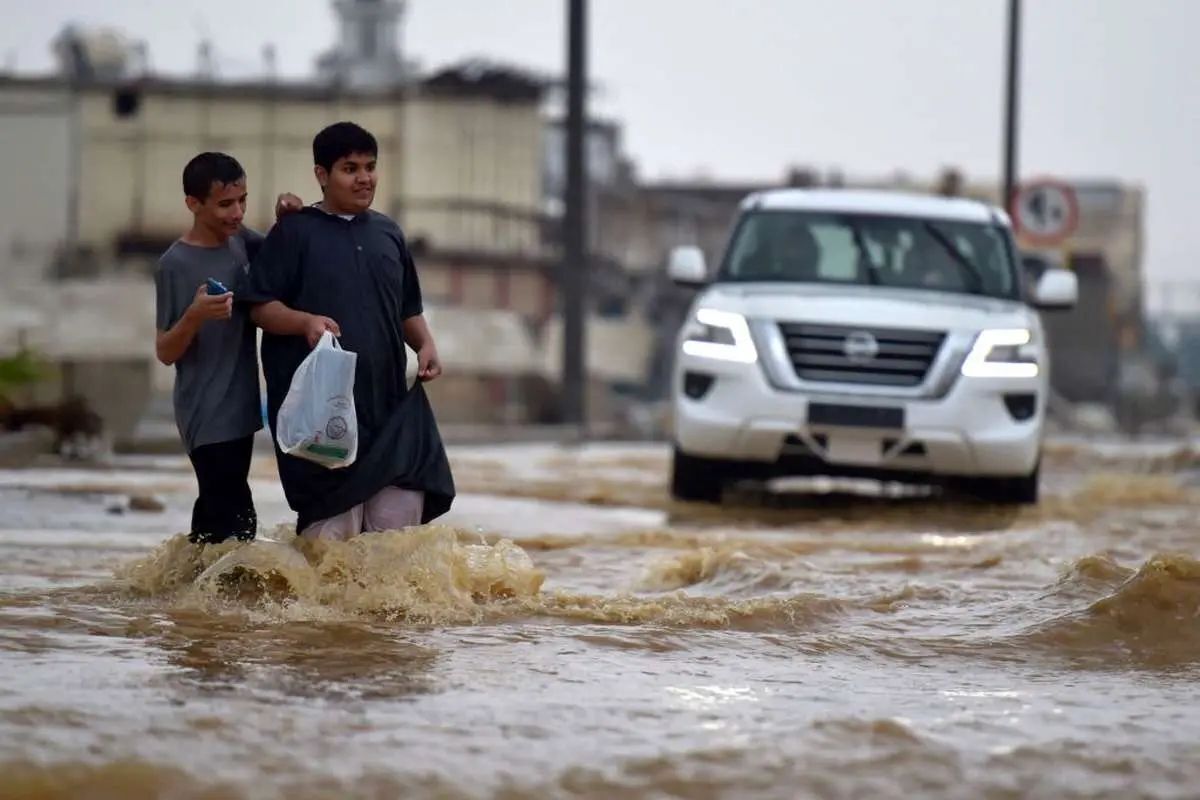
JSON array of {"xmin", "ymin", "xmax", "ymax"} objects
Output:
[
  {"xmin": 670, "ymin": 447, "xmax": 728, "ymax": 503},
  {"xmin": 963, "ymin": 465, "xmax": 1040, "ymax": 505}
]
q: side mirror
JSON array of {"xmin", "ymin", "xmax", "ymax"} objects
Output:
[
  {"xmin": 668, "ymin": 246, "xmax": 707, "ymax": 286},
  {"xmin": 1033, "ymin": 268, "xmax": 1077, "ymax": 310}
]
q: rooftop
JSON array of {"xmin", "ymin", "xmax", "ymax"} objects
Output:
[
  {"xmin": 745, "ymin": 188, "xmax": 1007, "ymax": 225},
  {"xmin": 0, "ymin": 59, "xmax": 548, "ymax": 104}
]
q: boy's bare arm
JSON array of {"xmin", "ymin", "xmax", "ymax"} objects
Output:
[
  {"xmin": 402, "ymin": 314, "xmax": 442, "ymax": 382},
  {"xmin": 251, "ymin": 301, "xmax": 341, "ymax": 348},
  {"xmin": 156, "ymin": 286, "xmax": 233, "ymax": 366}
]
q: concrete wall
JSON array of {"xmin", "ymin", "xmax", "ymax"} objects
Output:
[
  {"xmin": 541, "ymin": 314, "xmax": 656, "ymax": 384},
  {"xmin": 60, "ymin": 83, "xmax": 543, "ymax": 254},
  {"xmin": 417, "ymin": 262, "xmax": 554, "ymax": 318},
  {"xmin": 403, "ymin": 96, "xmax": 543, "ymax": 254},
  {"xmin": 424, "ymin": 375, "xmax": 532, "ymax": 425},
  {"xmin": 1, "ymin": 277, "xmax": 155, "ymax": 360},
  {"xmin": 0, "ymin": 86, "xmax": 71, "ymax": 286},
  {"xmin": 0, "ymin": 276, "xmax": 157, "ymax": 442},
  {"xmin": 75, "ymin": 89, "xmax": 404, "ymax": 240},
  {"xmin": 61, "ymin": 358, "xmax": 153, "ymax": 444},
  {"xmin": 0, "ymin": 77, "xmax": 656, "ymax": 437}
]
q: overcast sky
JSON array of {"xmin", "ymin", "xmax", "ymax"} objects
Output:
[{"xmin": 3, "ymin": 0, "xmax": 1197, "ymax": 301}]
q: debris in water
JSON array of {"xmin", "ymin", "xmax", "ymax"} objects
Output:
[{"xmin": 128, "ymin": 494, "xmax": 166, "ymax": 513}]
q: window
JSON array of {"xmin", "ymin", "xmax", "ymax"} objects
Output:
[{"xmin": 721, "ymin": 210, "xmax": 1018, "ymax": 299}]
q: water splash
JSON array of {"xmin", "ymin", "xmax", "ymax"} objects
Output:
[{"xmin": 115, "ymin": 527, "xmax": 545, "ymax": 624}]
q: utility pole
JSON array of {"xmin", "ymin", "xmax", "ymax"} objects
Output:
[
  {"xmin": 1002, "ymin": 0, "xmax": 1021, "ymax": 214},
  {"xmin": 561, "ymin": 0, "xmax": 588, "ymax": 429}
]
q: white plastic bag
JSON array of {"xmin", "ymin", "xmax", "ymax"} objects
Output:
[{"xmin": 276, "ymin": 332, "xmax": 358, "ymax": 469}]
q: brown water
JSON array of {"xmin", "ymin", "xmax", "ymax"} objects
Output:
[{"xmin": 3, "ymin": 441, "xmax": 1200, "ymax": 799}]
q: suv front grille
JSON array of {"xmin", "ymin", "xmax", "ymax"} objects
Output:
[{"xmin": 778, "ymin": 323, "xmax": 946, "ymax": 387}]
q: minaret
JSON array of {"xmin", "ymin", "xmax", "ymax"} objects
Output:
[{"xmin": 318, "ymin": 0, "xmax": 408, "ymax": 88}]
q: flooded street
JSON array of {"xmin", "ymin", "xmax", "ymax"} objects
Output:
[{"xmin": 3, "ymin": 440, "xmax": 1200, "ymax": 799}]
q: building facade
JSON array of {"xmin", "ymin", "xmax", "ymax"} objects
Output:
[{"xmin": 0, "ymin": 61, "xmax": 561, "ymax": 441}]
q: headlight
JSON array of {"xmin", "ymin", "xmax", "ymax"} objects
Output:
[
  {"xmin": 962, "ymin": 328, "xmax": 1039, "ymax": 378},
  {"xmin": 681, "ymin": 309, "xmax": 758, "ymax": 364}
]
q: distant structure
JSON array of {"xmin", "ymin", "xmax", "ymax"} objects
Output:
[
  {"xmin": 0, "ymin": 39, "xmax": 563, "ymax": 439},
  {"xmin": 52, "ymin": 25, "xmax": 141, "ymax": 82},
  {"xmin": 316, "ymin": 0, "xmax": 413, "ymax": 88}
]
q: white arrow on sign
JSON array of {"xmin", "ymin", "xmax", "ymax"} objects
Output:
[{"xmin": 1013, "ymin": 181, "xmax": 1079, "ymax": 244}]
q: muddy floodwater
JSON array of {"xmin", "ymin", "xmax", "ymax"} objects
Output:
[{"xmin": 3, "ymin": 439, "xmax": 1200, "ymax": 799}]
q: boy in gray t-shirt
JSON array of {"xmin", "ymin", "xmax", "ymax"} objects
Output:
[{"xmin": 154, "ymin": 152, "xmax": 299, "ymax": 544}]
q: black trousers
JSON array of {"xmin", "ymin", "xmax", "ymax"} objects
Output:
[{"xmin": 188, "ymin": 435, "xmax": 257, "ymax": 544}]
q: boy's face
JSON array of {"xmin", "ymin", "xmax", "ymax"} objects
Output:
[
  {"xmin": 186, "ymin": 179, "xmax": 248, "ymax": 238},
  {"xmin": 317, "ymin": 152, "xmax": 377, "ymax": 214}
]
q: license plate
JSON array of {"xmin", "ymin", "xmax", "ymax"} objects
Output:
[
  {"xmin": 827, "ymin": 437, "xmax": 882, "ymax": 464},
  {"xmin": 808, "ymin": 403, "xmax": 905, "ymax": 429}
]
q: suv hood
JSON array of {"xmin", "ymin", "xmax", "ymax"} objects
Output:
[{"xmin": 700, "ymin": 282, "xmax": 1035, "ymax": 333}]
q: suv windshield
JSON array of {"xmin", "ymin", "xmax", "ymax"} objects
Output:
[{"xmin": 719, "ymin": 210, "xmax": 1020, "ymax": 300}]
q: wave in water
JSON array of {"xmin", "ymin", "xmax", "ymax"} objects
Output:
[
  {"xmin": 0, "ymin": 758, "xmax": 468, "ymax": 800},
  {"xmin": 112, "ymin": 528, "xmax": 854, "ymax": 631},
  {"xmin": 636, "ymin": 545, "xmax": 794, "ymax": 594},
  {"xmin": 1021, "ymin": 553, "xmax": 1200, "ymax": 665},
  {"xmin": 115, "ymin": 527, "xmax": 545, "ymax": 624},
  {"xmin": 112, "ymin": 526, "xmax": 1200, "ymax": 656}
]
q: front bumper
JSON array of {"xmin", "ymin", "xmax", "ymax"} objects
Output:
[{"xmin": 673, "ymin": 343, "xmax": 1044, "ymax": 479}]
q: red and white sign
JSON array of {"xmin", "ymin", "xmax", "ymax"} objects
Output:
[{"xmin": 1012, "ymin": 179, "xmax": 1079, "ymax": 246}]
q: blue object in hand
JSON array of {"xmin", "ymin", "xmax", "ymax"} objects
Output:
[{"xmin": 206, "ymin": 278, "xmax": 229, "ymax": 296}]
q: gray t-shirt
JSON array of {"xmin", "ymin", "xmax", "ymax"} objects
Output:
[{"xmin": 154, "ymin": 229, "xmax": 264, "ymax": 453}]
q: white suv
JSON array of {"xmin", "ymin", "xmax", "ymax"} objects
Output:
[{"xmin": 668, "ymin": 189, "xmax": 1078, "ymax": 505}]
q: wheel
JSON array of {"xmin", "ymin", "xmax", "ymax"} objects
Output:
[
  {"xmin": 963, "ymin": 465, "xmax": 1040, "ymax": 505},
  {"xmin": 670, "ymin": 447, "xmax": 729, "ymax": 503}
]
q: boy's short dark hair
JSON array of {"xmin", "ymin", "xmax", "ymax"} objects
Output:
[
  {"xmin": 182, "ymin": 152, "xmax": 245, "ymax": 201},
  {"xmin": 313, "ymin": 122, "xmax": 378, "ymax": 171}
]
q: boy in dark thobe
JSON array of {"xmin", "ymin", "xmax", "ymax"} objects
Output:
[{"xmin": 242, "ymin": 122, "xmax": 455, "ymax": 540}]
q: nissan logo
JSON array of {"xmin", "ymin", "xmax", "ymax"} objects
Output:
[{"xmin": 843, "ymin": 331, "xmax": 879, "ymax": 364}]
